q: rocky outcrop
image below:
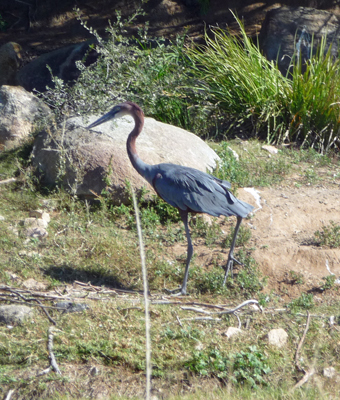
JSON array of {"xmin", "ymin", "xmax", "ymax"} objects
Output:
[
  {"xmin": 259, "ymin": 6, "xmax": 340, "ymax": 76},
  {"xmin": 32, "ymin": 114, "xmax": 220, "ymax": 204},
  {"xmin": 0, "ymin": 85, "xmax": 51, "ymax": 149},
  {"xmin": 0, "ymin": 42, "xmax": 22, "ymax": 87},
  {"xmin": 17, "ymin": 40, "xmax": 97, "ymax": 92}
]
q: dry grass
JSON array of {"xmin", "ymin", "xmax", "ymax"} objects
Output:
[{"xmin": 1, "ymin": 140, "xmax": 340, "ymax": 399}]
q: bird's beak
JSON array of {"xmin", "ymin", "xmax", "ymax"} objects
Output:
[{"xmin": 87, "ymin": 109, "xmax": 117, "ymax": 129}]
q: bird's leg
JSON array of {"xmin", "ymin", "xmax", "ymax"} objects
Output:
[
  {"xmin": 223, "ymin": 216, "xmax": 243, "ymax": 285},
  {"xmin": 165, "ymin": 210, "xmax": 193, "ymax": 296}
]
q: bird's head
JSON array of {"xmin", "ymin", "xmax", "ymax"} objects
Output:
[{"xmin": 87, "ymin": 102, "xmax": 143, "ymax": 129}]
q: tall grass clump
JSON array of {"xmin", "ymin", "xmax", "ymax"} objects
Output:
[
  {"xmin": 288, "ymin": 36, "xmax": 340, "ymax": 152},
  {"xmin": 188, "ymin": 14, "xmax": 340, "ymax": 152},
  {"xmin": 187, "ymin": 13, "xmax": 291, "ymax": 139}
]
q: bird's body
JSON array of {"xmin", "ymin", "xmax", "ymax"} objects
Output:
[{"xmin": 88, "ymin": 101, "xmax": 254, "ymax": 295}]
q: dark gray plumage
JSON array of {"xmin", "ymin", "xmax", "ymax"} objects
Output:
[{"xmin": 88, "ymin": 101, "xmax": 254, "ymax": 295}]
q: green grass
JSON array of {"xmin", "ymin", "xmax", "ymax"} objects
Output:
[{"xmin": 188, "ymin": 15, "xmax": 340, "ymax": 151}]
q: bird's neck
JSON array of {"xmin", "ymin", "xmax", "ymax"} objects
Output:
[{"xmin": 127, "ymin": 113, "xmax": 154, "ymax": 185}]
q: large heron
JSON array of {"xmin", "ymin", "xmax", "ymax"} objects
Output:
[{"xmin": 88, "ymin": 101, "xmax": 254, "ymax": 295}]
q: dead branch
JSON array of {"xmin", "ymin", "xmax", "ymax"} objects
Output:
[
  {"xmin": 37, "ymin": 326, "xmax": 62, "ymax": 376},
  {"xmin": 295, "ymin": 311, "xmax": 311, "ymax": 373},
  {"xmin": 217, "ymin": 299, "xmax": 262, "ymax": 315},
  {"xmin": 4, "ymin": 389, "xmax": 15, "ymax": 400},
  {"xmin": 293, "ymin": 367, "xmax": 316, "ymax": 389},
  {"xmin": 293, "ymin": 311, "xmax": 316, "ymax": 389},
  {"xmin": 0, "ymin": 178, "xmax": 17, "ymax": 185},
  {"xmin": 5, "ymin": 288, "xmax": 56, "ymax": 325}
]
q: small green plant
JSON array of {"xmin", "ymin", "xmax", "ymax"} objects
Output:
[
  {"xmin": 315, "ymin": 221, "xmax": 340, "ymax": 248},
  {"xmin": 288, "ymin": 270, "xmax": 304, "ymax": 285},
  {"xmin": 288, "ymin": 293, "xmax": 314, "ymax": 312},
  {"xmin": 224, "ymin": 224, "xmax": 251, "ymax": 248},
  {"xmin": 186, "ymin": 346, "xmax": 270, "ymax": 387},
  {"xmin": 320, "ymin": 275, "xmax": 337, "ymax": 290}
]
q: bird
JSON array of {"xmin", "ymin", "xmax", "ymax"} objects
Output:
[{"xmin": 88, "ymin": 101, "xmax": 254, "ymax": 295}]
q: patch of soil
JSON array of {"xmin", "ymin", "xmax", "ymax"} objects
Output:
[{"xmin": 240, "ymin": 184, "xmax": 340, "ymax": 297}]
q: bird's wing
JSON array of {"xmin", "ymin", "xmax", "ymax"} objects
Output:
[{"xmin": 152, "ymin": 166, "xmax": 253, "ymax": 218}]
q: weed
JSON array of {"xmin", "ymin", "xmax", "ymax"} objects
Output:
[
  {"xmin": 288, "ymin": 270, "xmax": 304, "ymax": 285},
  {"xmin": 315, "ymin": 221, "xmax": 340, "ymax": 248},
  {"xmin": 186, "ymin": 346, "xmax": 270, "ymax": 387},
  {"xmin": 288, "ymin": 293, "xmax": 314, "ymax": 312},
  {"xmin": 320, "ymin": 275, "xmax": 337, "ymax": 291},
  {"xmin": 224, "ymin": 224, "xmax": 251, "ymax": 248}
]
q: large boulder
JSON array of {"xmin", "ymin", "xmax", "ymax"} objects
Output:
[
  {"xmin": 17, "ymin": 40, "xmax": 97, "ymax": 92},
  {"xmin": 0, "ymin": 42, "xmax": 22, "ymax": 87},
  {"xmin": 259, "ymin": 6, "xmax": 340, "ymax": 76},
  {"xmin": 32, "ymin": 114, "xmax": 220, "ymax": 204},
  {"xmin": 0, "ymin": 85, "xmax": 51, "ymax": 149}
]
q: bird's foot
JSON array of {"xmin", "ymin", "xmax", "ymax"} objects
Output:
[
  {"xmin": 223, "ymin": 255, "xmax": 244, "ymax": 285},
  {"xmin": 164, "ymin": 287, "xmax": 187, "ymax": 296}
]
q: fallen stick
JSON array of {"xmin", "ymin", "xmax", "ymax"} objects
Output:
[
  {"xmin": 4, "ymin": 389, "xmax": 15, "ymax": 400},
  {"xmin": 37, "ymin": 326, "xmax": 62, "ymax": 376},
  {"xmin": 295, "ymin": 311, "xmax": 311, "ymax": 373},
  {"xmin": 293, "ymin": 311, "xmax": 315, "ymax": 389},
  {"xmin": 0, "ymin": 177, "xmax": 17, "ymax": 185}
]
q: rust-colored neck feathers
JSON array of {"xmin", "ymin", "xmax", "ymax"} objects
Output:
[{"xmin": 126, "ymin": 105, "xmax": 145, "ymax": 173}]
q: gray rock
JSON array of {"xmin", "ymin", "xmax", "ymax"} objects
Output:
[
  {"xmin": 0, "ymin": 85, "xmax": 51, "ymax": 148},
  {"xmin": 0, "ymin": 42, "xmax": 22, "ymax": 87},
  {"xmin": 56, "ymin": 301, "xmax": 90, "ymax": 313},
  {"xmin": 223, "ymin": 327, "xmax": 243, "ymax": 339},
  {"xmin": 323, "ymin": 367, "xmax": 337, "ymax": 379},
  {"xmin": 259, "ymin": 6, "xmax": 340, "ymax": 76},
  {"xmin": 267, "ymin": 328, "xmax": 288, "ymax": 348},
  {"xmin": 0, "ymin": 305, "xmax": 33, "ymax": 324},
  {"xmin": 17, "ymin": 40, "xmax": 97, "ymax": 93},
  {"xmin": 32, "ymin": 114, "xmax": 220, "ymax": 205}
]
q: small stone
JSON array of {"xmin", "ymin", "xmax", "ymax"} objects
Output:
[
  {"xmin": 89, "ymin": 366, "xmax": 99, "ymax": 376},
  {"xmin": 22, "ymin": 278, "xmax": 47, "ymax": 291},
  {"xmin": 227, "ymin": 146, "xmax": 239, "ymax": 161},
  {"xmin": 0, "ymin": 305, "xmax": 34, "ymax": 324},
  {"xmin": 262, "ymin": 145, "xmax": 278, "ymax": 155},
  {"xmin": 56, "ymin": 301, "xmax": 90, "ymax": 313},
  {"xmin": 195, "ymin": 341, "xmax": 204, "ymax": 350},
  {"xmin": 0, "ymin": 215, "xmax": 5, "ymax": 221},
  {"xmin": 324, "ymin": 367, "xmax": 337, "ymax": 379},
  {"xmin": 29, "ymin": 209, "xmax": 51, "ymax": 223},
  {"xmin": 24, "ymin": 217, "xmax": 48, "ymax": 229},
  {"xmin": 223, "ymin": 327, "xmax": 243, "ymax": 339},
  {"xmin": 267, "ymin": 328, "xmax": 288, "ymax": 348}
]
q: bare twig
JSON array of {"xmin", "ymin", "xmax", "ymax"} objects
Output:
[
  {"xmin": 217, "ymin": 299, "xmax": 262, "ymax": 315},
  {"xmin": 6, "ymin": 288, "xmax": 57, "ymax": 325},
  {"xmin": 293, "ymin": 311, "xmax": 316, "ymax": 389},
  {"xmin": 295, "ymin": 311, "xmax": 311, "ymax": 373},
  {"xmin": 37, "ymin": 326, "xmax": 62, "ymax": 376},
  {"xmin": 4, "ymin": 389, "xmax": 15, "ymax": 400},
  {"xmin": 293, "ymin": 367, "xmax": 316, "ymax": 389},
  {"xmin": 0, "ymin": 177, "xmax": 17, "ymax": 185}
]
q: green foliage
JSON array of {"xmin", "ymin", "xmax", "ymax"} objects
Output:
[
  {"xmin": 187, "ymin": 14, "xmax": 290, "ymax": 140},
  {"xmin": 186, "ymin": 346, "xmax": 270, "ymax": 387},
  {"xmin": 224, "ymin": 224, "xmax": 251, "ymax": 248},
  {"xmin": 288, "ymin": 293, "xmax": 314, "ymax": 312},
  {"xmin": 288, "ymin": 270, "xmax": 304, "ymax": 285},
  {"xmin": 40, "ymin": 5, "xmax": 216, "ymax": 139},
  {"xmin": 320, "ymin": 275, "xmax": 337, "ymax": 291},
  {"xmin": 0, "ymin": 14, "xmax": 8, "ymax": 31},
  {"xmin": 188, "ymin": 14, "xmax": 340, "ymax": 151},
  {"xmin": 215, "ymin": 141, "xmax": 291, "ymax": 188},
  {"xmin": 315, "ymin": 221, "xmax": 340, "ymax": 248}
]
